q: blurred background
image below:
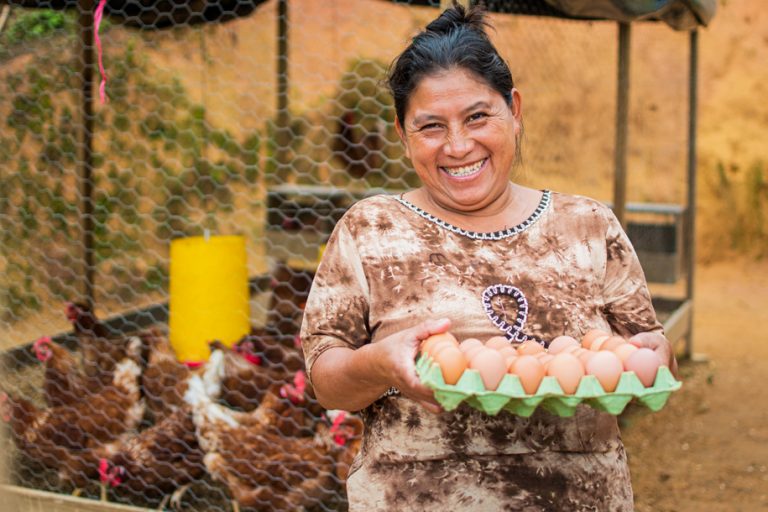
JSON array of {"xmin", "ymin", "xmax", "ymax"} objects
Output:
[{"xmin": 0, "ymin": 0, "xmax": 766, "ymax": 511}]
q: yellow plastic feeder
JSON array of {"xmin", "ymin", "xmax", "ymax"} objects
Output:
[{"xmin": 169, "ymin": 234, "xmax": 250, "ymax": 364}]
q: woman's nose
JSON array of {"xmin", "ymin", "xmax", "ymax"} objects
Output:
[{"xmin": 443, "ymin": 128, "xmax": 474, "ymax": 158}]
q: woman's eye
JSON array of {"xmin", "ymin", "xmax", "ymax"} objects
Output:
[{"xmin": 468, "ymin": 112, "xmax": 488, "ymax": 123}]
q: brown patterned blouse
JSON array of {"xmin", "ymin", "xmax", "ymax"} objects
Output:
[{"xmin": 300, "ymin": 190, "xmax": 662, "ymax": 511}]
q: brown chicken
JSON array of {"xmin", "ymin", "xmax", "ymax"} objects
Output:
[
  {"xmin": 0, "ymin": 357, "xmax": 144, "ymax": 493},
  {"xmin": 184, "ymin": 373, "xmax": 346, "ymax": 512},
  {"xmin": 66, "ymin": 302, "xmax": 147, "ymax": 388},
  {"xmin": 212, "ymin": 339, "xmax": 294, "ymax": 412},
  {"xmin": 319, "ymin": 410, "xmax": 365, "ymax": 484},
  {"xmin": 141, "ymin": 330, "xmax": 195, "ymax": 423},
  {"xmin": 33, "ymin": 336, "xmax": 89, "ymax": 408},
  {"xmin": 97, "ymin": 406, "xmax": 206, "ymax": 509}
]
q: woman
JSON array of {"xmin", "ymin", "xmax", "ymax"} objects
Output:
[{"xmin": 301, "ymin": 5, "xmax": 676, "ymax": 511}]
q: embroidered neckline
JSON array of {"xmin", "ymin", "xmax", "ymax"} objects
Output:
[{"xmin": 394, "ymin": 190, "xmax": 551, "ymax": 241}]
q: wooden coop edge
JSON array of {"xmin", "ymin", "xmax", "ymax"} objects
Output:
[{"xmin": 0, "ymin": 484, "xmax": 154, "ymax": 512}]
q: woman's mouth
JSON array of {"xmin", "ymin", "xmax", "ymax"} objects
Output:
[{"xmin": 440, "ymin": 158, "xmax": 487, "ymax": 178}]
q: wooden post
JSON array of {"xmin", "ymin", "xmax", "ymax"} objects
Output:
[
  {"xmin": 613, "ymin": 22, "xmax": 631, "ymax": 229},
  {"xmin": 78, "ymin": 0, "xmax": 95, "ymax": 309},
  {"xmin": 684, "ymin": 30, "xmax": 699, "ymax": 359},
  {"xmin": 275, "ymin": 0, "xmax": 290, "ymax": 181}
]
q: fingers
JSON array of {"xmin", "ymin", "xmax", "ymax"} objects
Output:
[{"xmin": 412, "ymin": 317, "xmax": 452, "ymax": 342}]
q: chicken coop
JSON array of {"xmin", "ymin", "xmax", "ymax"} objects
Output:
[{"xmin": 1, "ymin": 0, "xmax": 713, "ymax": 510}]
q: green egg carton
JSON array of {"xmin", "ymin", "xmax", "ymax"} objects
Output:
[{"xmin": 416, "ymin": 355, "xmax": 682, "ymax": 417}]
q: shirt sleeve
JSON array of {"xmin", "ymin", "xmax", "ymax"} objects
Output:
[
  {"xmin": 300, "ymin": 218, "xmax": 371, "ymax": 387},
  {"xmin": 601, "ymin": 208, "xmax": 664, "ymax": 337}
]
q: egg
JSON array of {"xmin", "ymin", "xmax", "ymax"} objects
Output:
[
  {"xmin": 498, "ymin": 346, "xmax": 517, "ymax": 360},
  {"xmin": 464, "ymin": 345, "xmax": 485, "ymax": 362},
  {"xmin": 429, "ymin": 340, "xmax": 459, "ymax": 359},
  {"xmin": 547, "ymin": 335, "xmax": 579, "ymax": 354},
  {"xmin": 485, "ymin": 336, "xmax": 511, "ymax": 351},
  {"xmin": 585, "ymin": 350, "xmax": 624, "ymax": 392},
  {"xmin": 510, "ymin": 355, "xmax": 546, "ymax": 395},
  {"xmin": 504, "ymin": 354, "xmax": 519, "ymax": 371},
  {"xmin": 601, "ymin": 336, "xmax": 627, "ymax": 352},
  {"xmin": 612, "ymin": 343, "xmax": 639, "ymax": 363},
  {"xmin": 546, "ymin": 353, "xmax": 585, "ymax": 395},
  {"xmin": 421, "ymin": 332, "xmax": 458, "ymax": 356},
  {"xmin": 433, "ymin": 346, "xmax": 467, "ymax": 385},
  {"xmin": 576, "ymin": 348, "xmax": 595, "ymax": 366},
  {"xmin": 469, "ymin": 349, "xmax": 507, "ymax": 391},
  {"xmin": 589, "ymin": 335, "xmax": 612, "ymax": 352},
  {"xmin": 534, "ymin": 352, "xmax": 555, "ymax": 369},
  {"xmin": 517, "ymin": 339, "xmax": 545, "ymax": 356},
  {"xmin": 459, "ymin": 338, "xmax": 484, "ymax": 354},
  {"xmin": 624, "ymin": 348, "xmax": 663, "ymax": 387},
  {"xmin": 581, "ymin": 328, "xmax": 610, "ymax": 349}
]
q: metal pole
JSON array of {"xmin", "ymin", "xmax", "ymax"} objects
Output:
[
  {"xmin": 78, "ymin": 0, "xmax": 95, "ymax": 309},
  {"xmin": 275, "ymin": 0, "xmax": 290, "ymax": 181},
  {"xmin": 613, "ymin": 22, "xmax": 631, "ymax": 229},
  {"xmin": 684, "ymin": 30, "xmax": 699, "ymax": 359}
]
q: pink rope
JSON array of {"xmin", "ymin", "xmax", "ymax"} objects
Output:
[{"xmin": 94, "ymin": 0, "xmax": 108, "ymax": 103}]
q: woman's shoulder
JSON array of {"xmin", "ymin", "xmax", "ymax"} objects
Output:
[
  {"xmin": 549, "ymin": 190, "xmax": 615, "ymax": 221},
  {"xmin": 338, "ymin": 193, "xmax": 407, "ymax": 233}
]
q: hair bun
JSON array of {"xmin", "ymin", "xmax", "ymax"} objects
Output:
[{"xmin": 425, "ymin": 3, "xmax": 489, "ymax": 36}]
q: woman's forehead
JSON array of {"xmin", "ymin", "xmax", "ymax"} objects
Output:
[{"xmin": 406, "ymin": 69, "xmax": 502, "ymax": 120}]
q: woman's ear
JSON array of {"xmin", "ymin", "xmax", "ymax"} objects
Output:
[
  {"xmin": 510, "ymin": 88, "xmax": 523, "ymax": 136},
  {"xmin": 395, "ymin": 116, "xmax": 411, "ymax": 159}
]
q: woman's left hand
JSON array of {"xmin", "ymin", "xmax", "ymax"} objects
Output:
[{"xmin": 628, "ymin": 331, "xmax": 679, "ymax": 377}]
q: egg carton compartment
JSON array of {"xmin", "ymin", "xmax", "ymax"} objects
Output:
[{"xmin": 415, "ymin": 355, "xmax": 681, "ymax": 417}]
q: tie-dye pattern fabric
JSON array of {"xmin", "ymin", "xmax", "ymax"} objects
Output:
[{"xmin": 301, "ymin": 191, "xmax": 661, "ymax": 511}]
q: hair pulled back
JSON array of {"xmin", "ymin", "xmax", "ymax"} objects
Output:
[{"xmin": 387, "ymin": 4, "xmax": 515, "ymax": 124}]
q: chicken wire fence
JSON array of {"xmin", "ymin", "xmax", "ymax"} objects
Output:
[{"xmin": 0, "ymin": 0, "xmax": 691, "ymax": 510}]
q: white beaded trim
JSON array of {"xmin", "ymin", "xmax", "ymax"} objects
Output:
[{"xmin": 395, "ymin": 190, "xmax": 551, "ymax": 240}]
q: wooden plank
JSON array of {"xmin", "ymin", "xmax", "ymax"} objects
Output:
[
  {"xmin": 662, "ymin": 299, "xmax": 692, "ymax": 350},
  {"xmin": 0, "ymin": 484, "xmax": 153, "ymax": 512}
]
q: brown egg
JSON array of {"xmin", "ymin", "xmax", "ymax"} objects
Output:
[
  {"xmin": 485, "ymin": 336, "xmax": 511, "ymax": 351},
  {"xmin": 546, "ymin": 353, "xmax": 585, "ymax": 395},
  {"xmin": 433, "ymin": 347, "xmax": 468, "ymax": 385},
  {"xmin": 589, "ymin": 335, "xmax": 612, "ymax": 352},
  {"xmin": 464, "ymin": 345, "xmax": 485, "ymax": 362},
  {"xmin": 469, "ymin": 349, "xmax": 507, "ymax": 391},
  {"xmin": 429, "ymin": 340, "xmax": 459, "ymax": 359},
  {"xmin": 517, "ymin": 339, "xmax": 546, "ymax": 356},
  {"xmin": 576, "ymin": 348, "xmax": 595, "ymax": 366},
  {"xmin": 548, "ymin": 335, "xmax": 579, "ymax": 355},
  {"xmin": 510, "ymin": 355, "xmax": 546, "ymax": 395},
  {"xmin": 534, "ymin": 352, "xmax": 555, "ymax": 370},
  {"xmin": 612, "ymin": 343, "xmax": 639, "ymax": 363},
  {"xmin": 504, "ymin": 354, "xmax": 519, "ymax": 371},
  {"xmin": 586, "ymin": 350, "xmax": 624, "ymax": 392},
  {"xmin": 581, "ymin": 329, "xmax": 610, "ymax": 349},
  {"xmin": 422, "ymin": 332, "xmax": 458, "ymax": 356},
  {"xmin": 498, "ymin": 346, "xmax": 517, "ymax": 360},
  {"xmin": 624, "ymin": 348, "xmax": 663, "ymax": 387},
  {"xmin": 459, "ymin": 338, "xmax": 484, "ymax": 354},
  {"xmin": 601, "ymin": 336, "xmax": 627, "ymax": 352}
]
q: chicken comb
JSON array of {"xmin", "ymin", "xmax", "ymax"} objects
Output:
[
  {"xmin": 329, "ymin": 411, "xmax": 347, "ymax": 433},
  {"xmin": 33, "ymin": 336, "xmax": 52, "ymax": 350},
  {"xmin": 98, "ymin": 458, "xmax": 109, "ymax": 484},
  {"xmin": 294, "ymin": 370, "xmax": 306, "ymax": 394},
  {"xmin": 32, "ymin": 337, "xmax": 53, "ymax": 362},
  {"xmin": 330, "ymin": 411, "xmax": 349, "ymax": 446}
]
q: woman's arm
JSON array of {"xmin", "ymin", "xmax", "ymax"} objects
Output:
[{"xmin": 310, "ymin": 318, "xmax": 451, "ymax": 413}]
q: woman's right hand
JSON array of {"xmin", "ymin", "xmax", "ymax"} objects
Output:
[{"xmin": 373, "ymin": 317, "xmax": 452, "ymax": 414}]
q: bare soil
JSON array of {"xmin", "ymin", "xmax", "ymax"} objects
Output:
[{"xmin": 624, "ymin": 257, "xmax": 768, "ymax": 511}]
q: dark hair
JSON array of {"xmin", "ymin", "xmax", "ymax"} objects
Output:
[{"xmin": 387, "ymin": 4, "xmax": 515, "ymax": 124}]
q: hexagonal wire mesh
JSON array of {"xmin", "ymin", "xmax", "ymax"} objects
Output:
[{"xmin": 0, "ymin": 0, "xmax": 692, "ymax": 510}]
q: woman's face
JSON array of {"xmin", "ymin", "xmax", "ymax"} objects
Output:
[{"xmin": 396, "ymin": 67, "xmax": 522, "ymax": 213}]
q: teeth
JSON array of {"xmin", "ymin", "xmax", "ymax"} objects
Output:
[{"xmin": 442, "ymin": 159, "xmax": 485, "ymax": 177}]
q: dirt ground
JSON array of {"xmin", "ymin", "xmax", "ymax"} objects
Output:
[{"xmin": 624, "ymin": 257, "xmax": 768, "ymax": 511}]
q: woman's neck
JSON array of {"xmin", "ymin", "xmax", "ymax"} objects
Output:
[{"xmin": 405, "ymin": 183, "xmax": 541, "ymax": 233}]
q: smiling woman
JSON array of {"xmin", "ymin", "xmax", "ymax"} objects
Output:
[{"xmin": 300, "ymin": 4, "xmax": 677, "ymax": 511}]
